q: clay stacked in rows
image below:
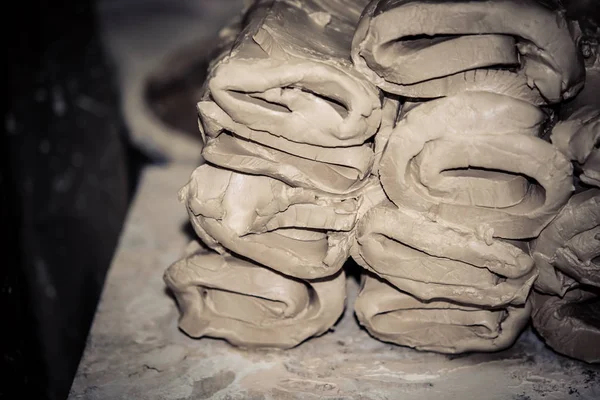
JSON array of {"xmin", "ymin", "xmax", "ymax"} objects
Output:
[
  {"xmin": 164, "ymin": 0, "xmax": 600, "ymax": 358},
  {"xmin": 165, "ymin": 0, "xmax": 378, "ymax": 348}
]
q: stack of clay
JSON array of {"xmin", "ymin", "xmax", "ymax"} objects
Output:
[
  {"xmin": 351, "ymin": 0, "xmax": 582, "ymax": 353},
  {"xmin": 531, "ymin": 189, "xmax": 600, "ymax": 363},
  {"xmin": 164, "ymin": 0, "xmax": 593, "ymax": 355},
  {"xmin": 531, "ymin": 41, "xmax": 600, "ymax": 363},
  {"xmin": 164, "ymin": 0, "xmax": 381, "ymax": 348}
]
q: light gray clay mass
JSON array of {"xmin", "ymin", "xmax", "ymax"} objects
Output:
[{"xmin": 164, "ymin": 0, "xmax": 599, "ymax": 361}]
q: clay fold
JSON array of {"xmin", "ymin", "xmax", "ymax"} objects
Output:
[
  {"xmin": 379, "ymin": 91, "xmax": 574, "ymax": 239},
  {"xmin": 179, "ymin": 164, "xmax": 358, "ymax": 279},
  {"xmin": 204, "ymin": 0, "xmax": 381, "ymax": 149},
  {"xmin": 354, "ymin": 202, "xmax": 537, "ymax": 307},
  {"xmin": 531, "ymin": 289, "xmax": 600, "ymax": 364},
  {"xmin": 371, "ymin": 96, "xmax": 400, "ymax": 176},
  {"xmin": 352, "ymin": 0, "xmax": 584, "ymax": 102},
  {"xmin": 164, "ymin": 245, "xmax": 346, "ymax": 348},
  {"xmin": 355, "ymin": 274, "xmax": 531, "ymax": 354},
  {"xmin": 551, "ymin": 69, "xmax": 600, "ymax": 188},
  {"xmin": 164, "ymin": 0, "xmax": 594, "ymax": 356},
  {"xmin": 199, "ymin": 100, "xmax": 375, "ymax": 194},
  {"xmin": 532, "ymin": 189, "xmax": 600, "ymax": 295}
]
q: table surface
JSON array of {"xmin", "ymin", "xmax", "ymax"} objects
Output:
[{"xmin": 69, "ymin": 165, "xmax": 600, "ymax": 400}]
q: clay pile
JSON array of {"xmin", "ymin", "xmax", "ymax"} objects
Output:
[
  {"xmin": 530, "ymin": 42, "xmax": 600, "ymax": 363},
  {"xmin": 165, "ymin": 0, "xmax": 598, "ymax": 359},
  {"xmin": 165, "ymin": 0, "xmax": 377, "ymax": 348},
  {"xmin": 531, "ymin": 189, "xmax": 600, "ymax": 363},
  {"xmin": 351, "ymin": 0, "xmax": 584, "ymax": 354}
]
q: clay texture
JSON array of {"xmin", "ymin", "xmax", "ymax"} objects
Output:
[
  {"xmin": 165, "ymin": 243, "xmax": 346, "ymax": 348},
  {"xmin": 164, "ymin": 0, "xmax": 595, "ymax": 357},
  {"xmin": 178, "ymin": 164, "xmax": 358, "ymax": 280},
  {"xmin": 352, "ymin": 0, "xmax": 585, "ymax": 102},
  {"xmin": 350, "ymin": 0, "xmax": 581, "ymax": 354},
  {"xmin": 165, "ymin": 0, "xmax": 381, "ymax": 348},
  {"xmin": 530, "ymin": 189, "xmax": 600, "ymax": 363},
  {"xmin": 530, "ymin": 17, "xmax": 600, "ymax": 365},
  {"xmin": 198, "ymin": 0, "xmax": 381, "ymax": 195},
  {"xmin": 533, "ymin": 189, "xmax": 600, "ymax": 296},
  {"xmin": 378, "ymin": 91, "xmax": 574, "ymax": 239},
  {"xmin": 355, "ymin": 274, "xmax": 531, "ymax": 354},
  {"xmin": 354, "ymin": 202, "xmax": 537, "ymax": 308},
  {"xmin": 528, "ymin": 39, "xmax": 600, "ymax": 362},
  {"xmin": 532, "ymin": 289, "xmax": 600, "ymax": 363},
  {"xmin": 551, "ymin": 51, "xmax": 600, "ymax": 187}
]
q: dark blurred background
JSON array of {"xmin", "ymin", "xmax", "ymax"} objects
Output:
[
  {"xmin": 2, "ymin": 0, "xmax": 599, "ymax": 399},
  {"xmin": 4, "ymin": 1, "xmax": 140, "ymax": 398}
]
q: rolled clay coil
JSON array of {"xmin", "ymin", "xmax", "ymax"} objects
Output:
[
  {"xmin": 164, "ymin": 245, "xmax": 346, "ymax": 349},
  {"xmin": 533, "ymin": 189, "xmax": 600, "ymax": 295},
  {"xmin": 379, "ymin": 91, "xmax": 574, "ymax": 239},
  {"xmin": 531, "ymin": 289, "xmax": 600, "ymax": 364},
  {"xmin": 206, "ymin": 0, "xmax": 381, "ymax": 149},
  {"xmin": 179, "ymin": 164, "xmax": 357, "ymax": 279},
  {"xmin": 354, "ymin": 202, "xmax": 537, "ymax": 307},
  {"xmin": 355, "ymin": 274, "xmax": 532, "ymax": 354},
  {"xmin": 352, "ymin": 0, "xmax": 584, "ymax": 103},
  {"xmin": 198, "ymin": 101, "xmax": 375, "ymax": 194}
]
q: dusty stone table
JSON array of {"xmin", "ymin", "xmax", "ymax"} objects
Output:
[{"xmin": 69, "ymin": 165, "xmax": 600, "ymax": 400}]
